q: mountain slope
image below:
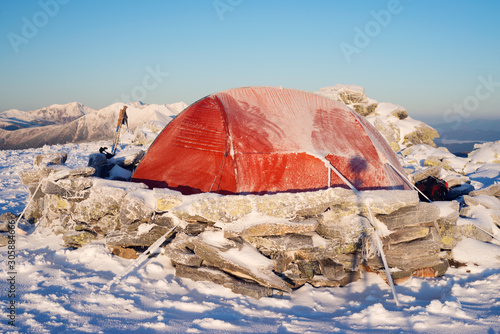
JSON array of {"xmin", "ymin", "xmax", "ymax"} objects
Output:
[
  {"xmin": 0, "ymin": 102, "xmax": 94, "ymax": 130},
  {"xmin": 0, "ymin": 102, "xmax": 186, "ymax": 150}
]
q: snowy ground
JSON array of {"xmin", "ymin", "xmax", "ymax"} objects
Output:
[{"xmin": 1, "ymin": 141, "xmax": 500, "ymax": 333}]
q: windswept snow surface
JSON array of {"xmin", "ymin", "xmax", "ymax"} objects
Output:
[{"xmin": 2, "ymin": 142, "xmax": 500, "ymax": 333}]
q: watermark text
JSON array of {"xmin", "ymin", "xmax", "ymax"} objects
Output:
[
  {"xmin": 7, "ymin": 0, "xmax": 70, "ymax": 54},
  {"xmin": 6, "ymin": 219, "xmax": 17, "ymax": 326}
]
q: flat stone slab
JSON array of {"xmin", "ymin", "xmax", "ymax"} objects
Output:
[
  {"xmin": 191, "ymin": 230, "xmax": 292, "ymax": 292},
  {"xmin": 411, "ymin": 166, "xmax": 442, "ymax": 183},
  {"xmin": 223, "ymin": 218, "xmax": 318, "ymax": 239},
  {"xmin": 173, "ymin": 188, "xmax": 419, "ymax": 223},
  {"xmin": 175, "ymin": 264, "xmax": 273, "ymax": 299},
  {"xmin": 464, "ymin": 195, "xmax": 500, "ymax": 210},
  {"xmin": 382, "ymin": 226, "xmax": 430, "ymax": 245},
  {"xmin": 367, "ymin": 239, "xmax": 441, "ymax": 271},
  {"xmin": 377, "ymin": 202, "xmax": 440, "ymax": 230},
  {"xmin": 34, "ymin": 152, "xmax": 67, "ymax": 167},
  {"xmin": 470, "ymin": 183, "xmax": 500, "ymax": 197}
]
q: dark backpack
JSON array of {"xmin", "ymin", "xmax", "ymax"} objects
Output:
[{"xmin": 415, "ymin": 176, "xmax": 449, "ymax": 202}]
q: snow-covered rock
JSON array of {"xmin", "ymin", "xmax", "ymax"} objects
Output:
[
  {"xmin": 464, "ymin": 140, "xmax": 500, "ymax": 175},
  {"xmin": 317, "ymin": 85, "xmax": 439, "ymax": 152}
]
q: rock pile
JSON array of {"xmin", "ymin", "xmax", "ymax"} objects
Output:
[
  {"xmin": 16, "ymin": 153, "xmax": 497, "ymax": 298},
  {"xmin": 316, "ymin": 85, "xmax": 439, "ymax": 152}
]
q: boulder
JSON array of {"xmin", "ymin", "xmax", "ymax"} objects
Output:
[
  {"xmin": 443, "ymin": 175, "xmax": 470, "ymax": 188},
  {"xmin": 191, "ymin": 231, "xmax": 292, "ymax": 292},
  {"xmin": 0, "ymin": 212, "xmax": 17, "ymax": 229},
  {"xmin": 72, "ymin": 185, "xmax": 126, "ymax": 223},
  {"xmin": 412, "ymin": 260, "xmax": 449, "ymax": 278},
  {"xmin": 318, "ymin": 85, "xmax": 368, "ymax": 105},
  {"xmin": 309, "ymin": 271, "xmax": 361, "ymax": 288},
  {"xmin": 38, "ymin": 204, "xmax": 77, "ymax": 233},
  {"xmin": 318, "ymin": 258, "xmax": 347, "ymax": 281},
  {"xmin": 367, "ymin": 239, "xmax": 441, "ymax": 271},
  {"xmin": 464, "ymin": 194, "xmax": 500, "ymax": 210},
  {"xmin": 164, "ymin": 246, "xmax": 203, "ymax": 267},
  {"xmin": 438, "ymin": 202, "xmax": 495, "ymax": 249},
  {"xmin": 174, "ymin": 188, "xmax": 419, "ymax": 224},
  {"xmin": 423, "ymin": 157, "xmax": 454, "ymax": 171},
  {"xmin": 183, "ymin": 222, "xmax": 211, "ymax": 235},
  {"xmin": 403, "ymin": 124, "xmax": 439, "ymax": 148},
  {"xmin": 374, "ymin": 118, "xmax": 400, "ymax": 152},
  {"xmin": 243, "ymin": 234, "xmax": 315, "ymax": 257},
  {"xmin": 34, "ymin": 152, "xmax": 67, "ymax": 167},
  {"xmin": 92, "ymin": 215, "xmax": 120, "ymax": 235},
  {"xmin": 88, "ymin": 153, "xmax": 110, "ymax": 178},
  {"xmin": 316, "ymin": 213, "xmax": 370, "ymax": 253},
  {"xmin": 352, "ymin": 103, "xmax": 378, "ymax": 117},
  {"xmin": 105, "ymin": 224, "xmax": 173, "ymax": 248},
  {"xmin": 377, "ymin": 202, "xmax": 440, "ymax": 230},
  {"xmin": 153, "ymin": 188, "xmax": 183, "ymax": 212},
  {"xmin": 150, "ymin": 213, "xmax": 177, "ymax": 229},
  {"xmin": 50, "ymin": 167, "xmax": 95, "ymax": 182},
  {"xmin": 113, "ymin": 150, "xmax": 146, "ymax": 169},
  {"xmin": 382, "ymin": 226, "xmax": 430, "ymax": 245},
  {"xmin": 411, "ymin": 166, "xmax": 442, "ymax": 183},
  {"xmin": 119, "ymin": 192, "xmax": 155, "ymax": 227},
  {"xmin": 0, "ymin": 234, "xmax": 9, "ymax": 247},
  {"xmin": 175, "ymin": 264, "xmax": 273, "ymax": 299},
  {"xmin": 41, "ymin": 178, "xmax": 92, "ymax": 200},
  {"xmin": 108, "ymin": 165, "xmax": 133, "ymax": 181},
  {"xmin": 470, "ymin": 183, "xmax": 500, "ymax": 198},
  {"xmin": 18, "ymin": 169, "xmax": 44, "ymax": 185},
  {"xmin": 43, "ymin": 194, "xmax": 74, "ymax": 214},
  {"xmin": 110, "ymin": 246, "xmax": 138, "ymax": 259},
  {"xmin": 164, "ymin": 232, "xmax": 203, "ymax": 267},
  {"xmin": 223, "ymin": 218, "xmax": 318, "ymax": 239},
  {"xmin": 63, "ymin": 230, "xmax": 97, "ymax": 248},
  {"xmin": 392, "ymin": 108, "xmax": 408, "ymax": 120}
]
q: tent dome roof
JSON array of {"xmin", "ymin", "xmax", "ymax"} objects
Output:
[{"xmin": 132, "ymin": 86, "xmax": 409, "ymax": 194}]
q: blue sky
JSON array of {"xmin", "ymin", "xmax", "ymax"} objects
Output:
[{"xmin": 1, "ymin": 0, "xmax": 499, "ymax": 122}]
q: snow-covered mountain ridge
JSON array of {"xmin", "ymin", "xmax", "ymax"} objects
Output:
[
  {"xmin": 0, "ymin": 102, "xmax": 93, "ymax": 130},
  {"xmin": 0, "ymin": 101, "xmax": 187, "ymax": 150}
]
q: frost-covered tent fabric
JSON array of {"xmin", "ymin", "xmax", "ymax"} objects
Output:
[{"xmin": 132, "ymin": 86, "xmax": 409, "ymax": 194}]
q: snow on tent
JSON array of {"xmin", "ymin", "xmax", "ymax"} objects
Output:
[{"xmin": 132, "ymin": 86, "xmax": 409, "ymax": 194}]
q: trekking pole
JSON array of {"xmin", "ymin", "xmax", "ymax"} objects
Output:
[
  {"xmin": 100, "ymin": 222, "xmax": 178, "ymax": 293},
  {"xmin": 111, "ymin": 106, "xmax": 128, "ymax": 156}
]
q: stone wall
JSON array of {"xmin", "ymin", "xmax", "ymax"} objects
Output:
[{"xmin": 15, "ymin": 153, "xmax": 498, "ymax": 298}]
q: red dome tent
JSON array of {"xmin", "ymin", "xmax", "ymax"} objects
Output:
[{"xmin": 132, "ymin": 86, "xmax": 409, "ymax": 194}]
